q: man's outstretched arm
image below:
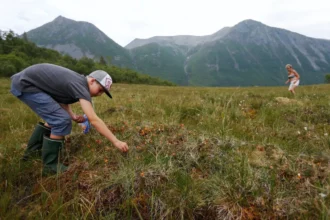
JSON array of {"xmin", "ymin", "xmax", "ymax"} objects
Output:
[{"xmin": 79, "ymin": 99, "xmax": 128, "ymax": 152}]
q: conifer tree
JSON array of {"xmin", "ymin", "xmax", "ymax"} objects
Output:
[
  {"xmin": 22, "ymin": 32, "xmax": 29, "ymax": 42},
  {"xmin": 99, "ymin": 56, "xmax": 107, "ymax": 65}
]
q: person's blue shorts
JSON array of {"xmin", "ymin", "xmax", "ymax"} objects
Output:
[{"xmin": 10, "ymin": 85, "xmax": 72, "ymax": 136}]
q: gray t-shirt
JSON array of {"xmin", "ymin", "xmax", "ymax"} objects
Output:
[{"xmin": 11, "ymin": 63, "xmax": 91, "ymax": 104}]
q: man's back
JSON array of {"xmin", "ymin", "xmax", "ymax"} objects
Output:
[{"xmin": 11, "ymin": 63, "xmax": 91, "ymax": 104}]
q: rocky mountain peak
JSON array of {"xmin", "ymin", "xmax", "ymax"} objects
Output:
[
  {"xmin": 52, "ymin": 15, "xmax": 75, "ymax": 25},
  {"xmin": 231, "ymin": 19, "xmax": 266, "ymax": 33}
]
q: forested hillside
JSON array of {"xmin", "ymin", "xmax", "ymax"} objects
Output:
[{"xmin": 0, "ymin": 30, "xmax": 174, "ymax": 86}]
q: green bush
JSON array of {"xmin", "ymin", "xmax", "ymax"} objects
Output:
[
  {"xmin": 0, "ymin": 54, "xmax": 26, "ymax": 76},
  {"xmin": 325, "ymin": 74, "xmax": 330, "ymax": 83}
]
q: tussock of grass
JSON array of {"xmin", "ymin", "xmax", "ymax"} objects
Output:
[
  {"xmin": 1, "ymin": 78, "xmax": 330, "ymax": 219},
  {"xmin": 275, "ymin": 97, "xmax": 304, "ymax": 106}
]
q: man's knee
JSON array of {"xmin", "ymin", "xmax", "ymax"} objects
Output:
[
  {"xmin": 60, "ymin": 115, "xmax": 72, "ymax": 132},
  {"xmin": 50, "ymin": 115, "xmax": 72, "ymax": 136}
]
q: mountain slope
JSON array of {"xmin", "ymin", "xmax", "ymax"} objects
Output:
[
  {"xmin": 126, "ymin": 27, "xmax": 230, "ymax": 49},
  {"xmin": 186, "ymin": 20, "xmax": 330, "ymax": 86},
  {"xmin": 127, "ymin": 20, "xmax": 330, "ymax": 86},
  {"xmin": 130, "ymin": 43, "xmax": 189, "ymax": 85},
  {"xmin": 26, "ymin": 16, "xmax": 134, "ymax": 67}
]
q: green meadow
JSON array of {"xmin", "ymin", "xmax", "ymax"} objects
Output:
[{"xmin": 0, "ymin": 77, "xmax": 329, "ymax": 219}]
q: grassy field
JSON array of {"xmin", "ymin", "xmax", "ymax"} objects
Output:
[{"xmin": 0, "ymin": 77, "xmax": 330, "ymax": 219}]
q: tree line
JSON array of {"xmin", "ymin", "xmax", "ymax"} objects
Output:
[{"xmin": 0, "ymin": 30, "xmax": 175, "ymax": 86}]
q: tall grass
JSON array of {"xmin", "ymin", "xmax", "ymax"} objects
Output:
[{"xmin": 0, "ymin": 78, "xmax": 329, "ymax": 219}]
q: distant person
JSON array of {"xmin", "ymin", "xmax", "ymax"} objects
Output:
[
  {"xmin": 285, "ymin": 64, "xmax": 300, "ymax": 95},
  {"xmin": 10, "ymin": 63, "xmax": 129, "ymax": 175}
]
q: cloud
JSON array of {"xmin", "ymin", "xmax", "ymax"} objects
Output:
[
  {"xmin": 18, "ymin": 13, "xmax": 30, "ymax": 22},
  {"xmin": 0, "ymin": 0, "xmax": 329, "ymax": 46}
]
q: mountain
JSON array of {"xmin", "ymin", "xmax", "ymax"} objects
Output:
[
  {"xmin": 26, "ymin": 17, "xmax": 330, "ymax": 86},
  {"xmin": 126, "ymin": 27, "xmax": 231, "ymax": 49},
  {"xmin": 126, "ymin": 27, "xmax": 231, "ymax": 86},
  {"xmin": 26, "ymin": 16, "xmax": 134, "ymax": 68},
  {"xmin": 127, "ymin": 20, "xmax": 330, "ymax": 86}
]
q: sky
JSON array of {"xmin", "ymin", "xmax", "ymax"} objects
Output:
[{"xmin": 1, "ymin": 0, "xmax": 330, "ymax": 47}]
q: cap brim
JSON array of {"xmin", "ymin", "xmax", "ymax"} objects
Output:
[{"xmin": 99, "ymin": 84, "xmax": 112, "ymax": 99}]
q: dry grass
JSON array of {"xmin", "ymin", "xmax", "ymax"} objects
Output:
[{"xmin": 0, "ymin": 77, "xmax": 330, "ymax": 219}]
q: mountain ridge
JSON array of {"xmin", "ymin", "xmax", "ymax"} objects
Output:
[
  {"xmin": 125, "ymin": 19, "xmax": 330, "ymax": 49},
  {"xmin": 24, "ymin": 16, "xmax": 330, "ymax": 86}
]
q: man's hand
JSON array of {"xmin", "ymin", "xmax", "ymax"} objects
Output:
[
  {"xmin": 59, "ymin": 104, "xmax": 86, "ymax": 123},
  {"xmin": 72, "ymin": 114, "xmax": 86, "ymax": 123},
  {"xmin": 113, "ymin": 140, "xmax": 129, "ymax": 152}
]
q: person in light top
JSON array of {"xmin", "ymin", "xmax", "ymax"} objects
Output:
[
  {"xmin": 10, "ymin": 63, "xmax": 129, "ymax": 175},
  {"xmin": 285, "ymin": 64, "xmax": 300, "ymax": 95}
]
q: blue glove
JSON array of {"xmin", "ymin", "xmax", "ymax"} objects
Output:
[{"xmin": 79, "ymin": 114, "xmax": 91, "ymax": 134}]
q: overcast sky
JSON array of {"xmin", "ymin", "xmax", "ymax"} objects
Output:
[{"xmin": 1, "ymin": 0, "xmax": 329, "ymax": 47}]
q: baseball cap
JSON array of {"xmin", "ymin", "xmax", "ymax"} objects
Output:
[{"xmin": 88, "ymin": 70, "xmax": 113, "ymax": 99}]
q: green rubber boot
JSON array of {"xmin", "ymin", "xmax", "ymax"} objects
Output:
[
  {"xmin": 42, "ymin": 136, "xmax": 68, "ymax": 175},
  {"xmin": 22, "ymin": 122, "xmax": 51, "ymax": 161}
]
